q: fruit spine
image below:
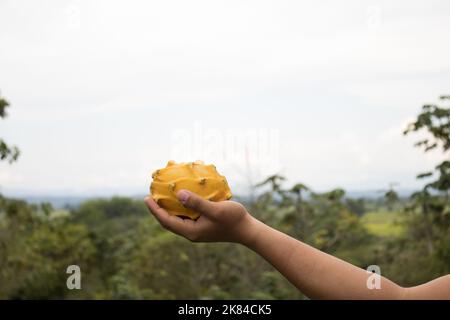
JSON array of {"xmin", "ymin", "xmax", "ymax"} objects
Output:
[{"xmin": 150, "ymin": 160, "xmax": 232, "ymax": 220}]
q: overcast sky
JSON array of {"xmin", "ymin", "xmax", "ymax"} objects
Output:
[{"xmin": 1, "ymin": 0, "xmax": 450, "ymax": 196}]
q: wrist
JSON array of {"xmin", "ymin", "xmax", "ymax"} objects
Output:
[{"xmin": 236, "ymin": 213, "xmax": 267, "ymax": 248}]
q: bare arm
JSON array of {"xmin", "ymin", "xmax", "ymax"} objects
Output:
[
  {"xmin": 243, "ymin": 217, "xmax": 450, "ymax": 299},
  {"xmin": 145, "ymin": 190, "xmax": 450, "ymax": 300}
]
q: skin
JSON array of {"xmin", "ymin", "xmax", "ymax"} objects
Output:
[{"xmin": 144, "ymin": 190, "xmax": 450, "ymax": 300}]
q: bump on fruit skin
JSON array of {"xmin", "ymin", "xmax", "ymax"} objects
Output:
[{"xmin": 150, "ymin": 160, "xmax": 232, "ymax": 220}]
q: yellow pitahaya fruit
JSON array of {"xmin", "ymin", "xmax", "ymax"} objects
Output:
[{"xmin": 150, "ymin": 160, "xmax": 232, "ymax": 220}]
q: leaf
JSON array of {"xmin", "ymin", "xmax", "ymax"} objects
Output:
[
  {"xmin": 414, "ymin": 139, "xmax": 428, "ymax": 147},
  {"xmin": 417, "ymin": 172, "xmax": 433, "ymax": 179},
  {"xmin": 424, "ymin": 143, "xmax": 438, "ymax": 152}
]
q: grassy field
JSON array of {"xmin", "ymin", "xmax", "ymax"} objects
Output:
[{"xmin": 361, "ymin": 211, "xmax": 405, "ymax": 238}]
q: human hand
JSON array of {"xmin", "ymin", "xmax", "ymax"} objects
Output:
[{"xmin": 145, "ymin": 190, "xmax": 260, "ymax": 244}]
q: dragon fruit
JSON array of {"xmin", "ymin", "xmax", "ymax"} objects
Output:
[{"xmin": 150, "ymin": 160, "xmax": 232, "ymax": 220}]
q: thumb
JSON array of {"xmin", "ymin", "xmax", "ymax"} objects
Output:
[{"xmin": 177, "ymin": 190, "xmax": 219, "ymax": 218}]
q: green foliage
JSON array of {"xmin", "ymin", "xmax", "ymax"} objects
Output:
[
  {"xmin": 404, "ymin": 95, "xmax": 450, "ymax": 192},
  {"xmin": 0, "ymin": 180, "xmax": 449, "ymax": 298},
  {"xmin": 0, "ymin": 197, "xmax": 96, "ymax": 298},
  {"xmin": 0, "ymin": 92, "xmax": 20, "ymax": 164},
  {"xmin": 380, "ymin": 94, "xmax": 450, "ymax": 285},
  {"xmin": 0, "ymin": 180, "xmax": 378, "ymax": 299}
]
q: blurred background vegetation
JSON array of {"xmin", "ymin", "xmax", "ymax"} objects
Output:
[{"xmin": 0, "ymin": 93, "xmax": 449, "ymax": 299}]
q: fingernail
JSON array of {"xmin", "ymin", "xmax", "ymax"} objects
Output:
[{"xmin": 177, "ymin": 190, "xmax": 190, "ymax": 204}]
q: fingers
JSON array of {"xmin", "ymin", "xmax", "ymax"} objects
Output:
[
  {"xmin": 144, "ymin": 196, "xmax": 195, "ymax": 237},
  {"xmin": 176, "ymin": 190, "xmax": 221, "ymax": 218}
]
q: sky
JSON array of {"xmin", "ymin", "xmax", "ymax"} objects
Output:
[{"xmin": 1, "ymin": 0, "xmax": 450, "ymax": 197}]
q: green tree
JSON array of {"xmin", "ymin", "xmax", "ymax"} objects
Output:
[
  {"xmin": 379, "ymin": 183, "xmax": 399, "ymax": 210},
  {"xmin": 0, "ymin": 197, "xmax": 96, "ymax": 299},
  {"xmin": 404, "ymin": 95, "xmax": 450, "ymax": 195},
  {"xmin": 386, "ymin": 94, "xmax": 450, "ymax": 284},
  {"xmin": 0, "ymin": 92, "xmax": 20, "ymax": 163},
  {"xmin": 255, "ymin": 174, "xmax": 286, "ymax": 194}
]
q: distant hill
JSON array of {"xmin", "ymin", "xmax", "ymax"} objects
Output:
[
  {"xmin": 2, "ymin": 194, "xmax": 147, "ymax": 209},
  {"xmin": 21, "ymin": 196, "xmax": 93, "ymax": 209},
  {"xmin": 1, "ymin": 188, "xmax": 418, "ymax": 209}
]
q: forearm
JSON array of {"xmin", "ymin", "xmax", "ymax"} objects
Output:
[{"xmin": 241, "ymin": 216, "xmax": 406, "ymax": 300}]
